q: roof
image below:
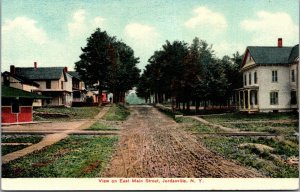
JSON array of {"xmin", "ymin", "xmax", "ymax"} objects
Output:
[
  {"xmin": 1, "ymin": 85, "xmax": 49, "ymax": 99},
  {"xmin": 2, "ymin": 71, "xmax": 40, "ymax": 87},
  {"xmin": 68, "ymin": 71, "xmax": 81, "ymax": 80},
  {"xmin": 247, "ymin": 46, "xmax": 293, "ymax": 64},
  {"xmin": 288, "ymin": 44, "xmax": 299, "ymax": 62},
  {"xmin": 15, "ymin": 67, "xmax": 66, "ymax": 81}
]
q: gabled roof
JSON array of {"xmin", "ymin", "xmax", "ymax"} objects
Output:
[
  {"xmin": 247, "ymin": 46, "xmax": 293, "ymax": 64},
  {"xmin": 68, "ymin": 71, "xmax": 81, "ymax": 80},
  {"xmin": 288, "ymin": 44, "xmax": 299, "ymax": 62},
  {"xmin": 15, "ymin": 67, "xmax": 66, "ymax": 81},
  {"xmin": 1, "ymin": 85, "xmax": 49, "ymax": 99},
  {"xmin": 2, "ymin": 71, "xmax": 40, "ymax": 87}
]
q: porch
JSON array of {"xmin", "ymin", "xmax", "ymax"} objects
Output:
[{"xmin": 235, "ymin": 86, "xmax": 259, "ymax": 113}]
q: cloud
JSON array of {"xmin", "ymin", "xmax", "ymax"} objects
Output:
[
  {"xmin": 240, "ymin": 11, "xmax": 298, "ymax": 46},
  {"xmin": 185, "ymin": 7, "xmax": 227, "ymax": 32},
  {"xmin": 124, "ymin": 23, "xmax": 159, "ymax": 42},
  {"xmin": 124, "ymin": 23, "xmax": 161, "ymax": 69},
  {"xmin": 3, "ymin": 16, "xmax": 48, "ymax": 44},
  {"xmin": 68, "ymin": 9, "xmax": 106, "ymax": 38}
]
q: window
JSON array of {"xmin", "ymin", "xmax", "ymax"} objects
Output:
[
  {"xmin": 12, "ymin": 99, "xmax": 20, "ymax": 113},
  {"xmin": 254, "ymin": 71, "xmax": 257, "ymax": 84},
  {"xmin": 61, "ymin": 81, "xmax": 64, "ymax": 89},
  {"xmin": 291, "ymin": 70, "xmax": 295, "ymax": 82},
  {"xmin": 291, "ymin": 91, "xmax": 297, "ymax": 105},
  {"xmin": 254, "ymin": 92, "xmax": 258, "ymax": 105},
  {"xmin": 270, "ymin": 92, "xmax": 278, "ymax": 105},
  {"xmin": 46, "ymin": 80, "xmax": 51, "ymax": 89},
  {"xmin": 244, "ymin": 74, "xmax": 247, "ymax": 86},
  {"xmin": 249, "ymin": 73, "xmax": 251, "ymax": 85},
  {"xmin": 272, "ymin": 70, "xmax": 278, "ymax": 82}
]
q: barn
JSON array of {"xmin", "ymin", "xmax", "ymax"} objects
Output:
[{"xmin": 1, "ymin": 85, "xmax": 49, "ymax": 124}]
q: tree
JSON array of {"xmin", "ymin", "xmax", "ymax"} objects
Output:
[
  {"xmin": 75, "ymin": 28, "xmax": 116, "ymax": 106},
  {"xmin": 75, "ymin": 28, "xmax": 140, "ymax": 105}
]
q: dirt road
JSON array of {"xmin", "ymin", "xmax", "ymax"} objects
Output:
[{"xmin": 103, "ymin": 105, "xmax": 262, "ymax": 178}]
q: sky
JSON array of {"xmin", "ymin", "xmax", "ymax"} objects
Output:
[{"xmin": 2, "ymin": 0, "xmax": 299, "ymax": 72}]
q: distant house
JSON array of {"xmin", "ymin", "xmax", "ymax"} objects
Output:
[
  {"xmin": 68, "ymin": 71, "xmax": 86, "ymax": 103},
  {"xmin": 236, "ymin": 38, "xmax": 298, "ymax": 113},
  {"xmin": 1, "ymin": 85, "xmax": 48, "ymax": 124},
  {"xmin": 12, "ymin": 62, "xmax": 73, "ymax": 107}
]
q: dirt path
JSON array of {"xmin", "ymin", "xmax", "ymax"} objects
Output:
[
  {"xmin": 102, "ymin": 105, "xmax": 262, "ymax": 178},
  {"xmin": 2, "ymin": 106, "xmax": 110, "ymax": 164}
]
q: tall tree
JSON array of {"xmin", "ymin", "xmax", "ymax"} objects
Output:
[{"xmin": 75, "ymin": 28, "xmax": 116, "ymax": 106}]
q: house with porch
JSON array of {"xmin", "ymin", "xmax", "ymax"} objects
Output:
[
  {"xmin": 236, "ymin": 38, "xmax": 298, "ymax": 113},
  {"xmin": 12, "ymin": 62, "xmax": 73, "ymax": 107}
]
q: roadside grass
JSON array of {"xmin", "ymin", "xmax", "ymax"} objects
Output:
[
  {"xmin": 2, "ymin": 135, "xmax": 118, "ymax": 177},
  {"xmin": 87, "ymin": 121, "xmax": 119, "ymax": 131},
  {"xmin": 176, "ymin": 115, "xmax": 299, "ymax": 178},
  {"xmin": 202, "ymin": 112, "xmax": 298, "ymax": 123},
  {"xmin": 201, "ymin": 113, "xmax": 298, "ymax": 135},
  {"xmin": 2, "ymin": 135, "xmax": 44, "ymax": 156},
  {"xmin": 201, "ymin": 135, "xmax": 298, "ymax": 178},
  {"xmin": 176, "ymin": 117, "xmax": 220, "ymax": 133},
  {"xmin": 33, "ymin": 107, "xmax": 101, "ymax": 121},
  {"xmin": 103, "ymin": 104, "xmax": 130, "ymax": 121}
]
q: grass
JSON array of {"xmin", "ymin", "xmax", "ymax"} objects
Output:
[
  {"xmin": 202, "ymin": 112, "xmax": 298, "ymax": 123},
  {"xmin": 201, "ymin": 136, "xmax": 298, "ymax": 178},
  {"xmin": 2, "ymin": 135, "xmax": 118, "ymax": 177},
  {"xmin": 2, "ymin": 135, "xmax": 44, "ymax": 156},
  {"xmin": 176, "ymin": 117, "xmax": 220, "ymax": 133},
  {"xmin": 103, "ymin": 104, "xmax": 130, "ymax": 121},
  {"xmin": 87, "ymin": 121, "xmax": 119, "ymax": 131},
  {"xmin": 176, "ymin": 115, "xmax": 299, "ymax": 178},
  {"xmin": 33, "ymin": 107, "xmax": 101, "ymax": 121},
  {"xmin": 201, "ymin": 113, "xmax": 298, "ymax": 135}
]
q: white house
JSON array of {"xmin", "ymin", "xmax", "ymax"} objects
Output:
[{"xmin": 236, "ymin": 38, "xmax": 298, "ymax": 113}]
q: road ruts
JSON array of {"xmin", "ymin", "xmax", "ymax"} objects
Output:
[{"xmin": 102, "ymin": 105, "xmax": 262, "ymax": 178}]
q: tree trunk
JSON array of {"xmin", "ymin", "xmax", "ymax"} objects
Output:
[
  {"xmin": 187, "ymin": 100, "xmax": 190, "ymax": 111},
  {"xmin": 98, "ymin": 85, "xmax": 102, "ymax": 107},
  {"xmin": 195, "ymin": 100, "xmax": 199, "ymax": 114}
]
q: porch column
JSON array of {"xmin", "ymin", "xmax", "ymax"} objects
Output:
[
  {"xmin": 243, "ymin": 91, "xmax": 246, "ymax": 109},
  {"xmin": 248, "ymin": 89, "xmax": 251, "ymax": 111}
]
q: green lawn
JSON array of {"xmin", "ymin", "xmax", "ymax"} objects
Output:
[
  {"xmin": 201, "ymin": 136, "xmax": 298, "ymax": 178},
  {"xmin": 33, "ymin": 107, "xmax": 101, "ymax": 121},
  {"xmin": 202, "ymin": 113, "xmax": 298, "ymax": 123},
  {"xmin": 2, "ymin": 135, "xmax": 118, "ymax": 177},
  {"xmin": 103, "ymin": 104, "xmax": 130, "ymax": 121},
  {"xmin": 2, "ymin": 135, "xmax": 44, "ymax": 156},
  {"xmin": 176, "ymin": 117, "xmax": 220, "ymax": 133},
  {"xmin": 176, "ymin": 115, "xmax": 299, "ymax": 178},
  {"xmin": 201, "ymin": 113, "xmax": 298, "ymax": 135},
  {"xmin": 87, "ymin": 121, "xmax": 119, "ymax": 131}
]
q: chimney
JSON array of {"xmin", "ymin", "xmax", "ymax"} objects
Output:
[
  {"xmin": 64, "ymin": 67, "xmax": 68, "ymax": 73},
  {"xmin": 10, "ymin": 65, "xmax": 15, "ymax": 74},
  {"xmin": 278, "ymin": 38, "xmax": 282, "ymax": 48},
  {"xmin": 34, "ymin": 62, "xmax": 37, "ymax": 69}
]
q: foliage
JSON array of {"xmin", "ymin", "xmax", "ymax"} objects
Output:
[
  {"xmin": 103, "ymin": 104, "xmax": 130, "ymax": 121},
  {"xmin": 2, "ymin": 135, "xmax": 118, "ymax": 177},
  {"xmin": 75, "ymin": 28, "xmax": 140, "ymax": 104},
  {"xmin": 137, "ymin": 37, "xmax": 243, "ymax": 111}
]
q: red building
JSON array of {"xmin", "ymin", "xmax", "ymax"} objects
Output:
[{"xmin": 1, "ymin": 85, "xmax": 48, "ymax": 124}]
